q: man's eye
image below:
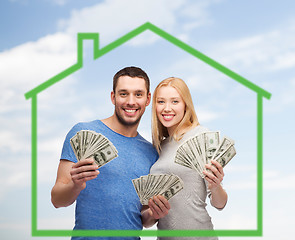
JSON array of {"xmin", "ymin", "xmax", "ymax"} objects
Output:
[{"xmin": 136, "ymin": 93, "xmax": 143, "ymax": 97}]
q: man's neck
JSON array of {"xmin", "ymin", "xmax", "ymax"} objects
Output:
[{"xmin": 101, "ymin": 115, "xmax": 139, "ymax": 138}]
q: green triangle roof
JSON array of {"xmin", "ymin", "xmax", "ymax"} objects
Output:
[{"xmin": 24, "ymin": 22, "xmax": 271, "ymax": 100}]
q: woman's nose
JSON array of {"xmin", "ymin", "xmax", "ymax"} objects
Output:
[{"xmin": 163, "ymin": 103, "xmax": 171, "ymax": 111}]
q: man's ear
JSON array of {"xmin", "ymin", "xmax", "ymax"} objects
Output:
[
  {"xmin": 111, "ymin": 91, "xmax": 115, "ymax": 105},
  {"xmin": 146, "ymin": 92, "xmax": 151, "ymax": 106}
]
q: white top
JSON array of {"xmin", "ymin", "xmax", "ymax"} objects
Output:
[{"xmin": 150, "ymin": 125, "xmax": 218, "ymax": 240}]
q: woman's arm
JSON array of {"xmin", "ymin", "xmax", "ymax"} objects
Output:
[{"xmin": 203, "ymin": 160, "xmax": 228, "ymax": 209}]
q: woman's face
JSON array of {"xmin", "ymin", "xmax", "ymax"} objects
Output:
[{"xmin": 156, "ymin": 85, "xmax": 186, "ymax": 136}]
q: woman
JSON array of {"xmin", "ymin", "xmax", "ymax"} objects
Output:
[{"xmin": 149, "ymin": 77, "xmax": 227, "ymax": 240}]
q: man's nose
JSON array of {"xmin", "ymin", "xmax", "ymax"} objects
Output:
[{"xmin": 127, "ymin": 94, "xmax": 136, "ymax": 105}]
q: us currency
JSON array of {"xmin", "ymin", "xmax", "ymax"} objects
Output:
[
  {"xmin": 214, "ymin": 144, "xmax": 236, "ymax": 168},
  {"xmin": 174, "ymin": 131, "xmax": 220, "ymax": 177},
  {"xmin": 70, "ymin": 130, "xmax": 118, "ymax": 167},
  {"xmin": 132, "ymin": 174, "xmax": 184, "ymax": 205},
  {"xmin": 211, "ymin": 136, "xmax": 234, "ymax": 160},
  {"xmin": 159, "ymin": 180, "xmax": 184, "ymax": 201},
  {"xmin": 176, "ymin": 137, "xmax": 204, "ymax": 167},
  {"xmin": 203, "ymin": 131, "xmax": 220, "ymax": 164},
  {"xmin": 174, "ymin": 130, "xmax": 236, "ymax": 178}
]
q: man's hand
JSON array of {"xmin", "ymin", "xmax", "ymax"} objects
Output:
[
  {"xmin": 70, "ymin": 158, "xmax": 100, "ymax": 190},
  {"xmin": 51, "ymin": 158, "xmax": 100, "ymax": 208}
]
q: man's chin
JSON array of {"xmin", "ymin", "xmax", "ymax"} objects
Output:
[{"xmin": 115, "ymin": 112, "xmax": 141, "ymax": 127}]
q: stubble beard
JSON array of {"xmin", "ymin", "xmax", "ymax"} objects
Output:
[{"xmin": 115, "ymin": 107, "xmax": 142, "ymax": 127}]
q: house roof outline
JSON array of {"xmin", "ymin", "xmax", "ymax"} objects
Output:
[
  {"xmin": 25, "ymin": 22, "xmax": 271, "ymax": 100},
  {"xmin": 25, "ymin": 22, "xmax": 269, "ymax": 237}
]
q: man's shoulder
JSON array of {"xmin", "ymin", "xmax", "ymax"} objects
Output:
[
  {"xmin": 136, "ymin": 134, "xmax": 152, "ymax": 145},
  {"xmin": 64, "ymin": 120, "xmax": 103, "ymax": 139},
  {"xmin": 70, "ymin": 119, "xmax": 102, "ymax": 131},
  {"xmin": 136, "ymin": 134, "xmax": 158, "ymax": 156}
]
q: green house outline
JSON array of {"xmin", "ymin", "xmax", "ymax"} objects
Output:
[{"xmin": 24, "ymin": 22, "xmax": 271, "ymax": 238}]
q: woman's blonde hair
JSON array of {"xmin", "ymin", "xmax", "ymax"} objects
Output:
[{"xmin": 152, "ymin": 77, "xmax": 199, "ymax": 153}]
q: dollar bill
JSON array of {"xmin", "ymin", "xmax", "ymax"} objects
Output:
[
  {"xmin": 204, "ymin": 131, "xmax": 220, "ymax": 163},
  {"xmin": 132, "ymin": 174, "xmax": 184, "ymax": 205},
  {"xmin": 70, "ymin": 130, "xmax": 118, "ymax": 167},
  {"xmin": 214, "ymin": 144, "xmax": 236, "ymax": 167},
  {"xmin": 159, "ymin": 180, "xmax": 184, "ymax": 201},
  {"xmin": 211, "ymin": 136, "xmax": 234, "ymax": 160},
  {"xmin": 174, "ymin": 130, "xmax": 236, "ymax": 178}
]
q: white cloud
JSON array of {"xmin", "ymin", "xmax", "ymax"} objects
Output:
[
  {"xmin": 0, "ymin": 31, "xmax": 79, "ymax": 200},
  {"xmin": 263, "ymin": 76, "xmax": 295, "ymax": 113},
  {"xmin": 264, "ymin": 171, "xmax": 295, "ymax": 190},
  {"xmin": 197, "ymin": 109, "xmax": 219, "ymax": 122},
  {"xmin": 127, "ymin": 31, "xmax": 162, "ymax": 47},
  {"xmin": 51, "ymin": 0, "xmax": 69, "ymax": 6},
  {"xmin": 179, "ymin": 0, "xmax": 218, "ymax": 29},
  {"xmin": 215, "ymin": 213, "xmax": 257, "ymax": 229},
  {"xmin": 0, "ymin": 32, "xmax": 76, "ymax": 89},
  {"xmin": 0, "ymin": 161, "xmax": 30, "ymax": 200},
  {"xmin": 0, "ymin": 32, "xmax": 76, "ymax": 119},
  {"xmin": 226, "ymin": 178, "xmax": 256, "ymax": 191},
  {"xmin": 38, "ymin": 215, "xmax": 75, "ymax": 229},
  {"xmin": 211, "ymin": 20, "xmax": 295, "ymax": 74},
  {"xmin": 223, "ymin": 167, "xmax": 295, "ymax": 192},
  {"xmin": 57, "ymin": 0, "xmax": 218, "ymax": 47}
]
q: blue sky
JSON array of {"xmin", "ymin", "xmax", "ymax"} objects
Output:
[{"xmin": 1, "ymin": 0, "xmax": 295, "ymax": 239}]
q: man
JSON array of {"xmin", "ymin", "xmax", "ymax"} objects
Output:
[{"xmin": 51, "ymin": 66, "xmax": 170, "ymax": 239}]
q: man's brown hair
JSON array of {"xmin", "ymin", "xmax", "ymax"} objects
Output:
[{"xmin": 113, "ymin": 66, "xmax": 150, "ymax": 93}]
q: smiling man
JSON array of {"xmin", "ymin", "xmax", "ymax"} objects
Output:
[
  {"xmin": 51, "ymin": 67, "xmax": 170, "ymax": 240},
  {"xmin": 105, "ymin": 72, "xmax": 150, "ymax": 135}
]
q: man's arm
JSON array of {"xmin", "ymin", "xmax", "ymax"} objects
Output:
[
  {"xmin": 141, "ymin": 195, "xmax": 170, "ymax": 228},
  {"xmin": 51, "ymin": 158, "xmax": 99, "ymax": 208}
]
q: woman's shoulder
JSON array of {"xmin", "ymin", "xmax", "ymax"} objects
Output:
[{"xmin": 184, "ymin": 124, "xmax": 209, "ymax": 139}]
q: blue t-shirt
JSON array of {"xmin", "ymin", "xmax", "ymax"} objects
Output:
[{"xmin": 61, "ymin": 120, "xmax": 158, "ymax": 240}]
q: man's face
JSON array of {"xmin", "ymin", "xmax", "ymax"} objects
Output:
[{"xmin": 111, "ymin": 76, "xmax": 151, "ymax": 127}]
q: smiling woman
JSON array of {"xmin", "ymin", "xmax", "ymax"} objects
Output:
[
  {"xmin": 152, "ymin": 77, "xmax": 199, "ymax": 153},
  {"xmin": 149, "ymin": 77, "xmax": 228, "ymax": 240},
  {"xmin": 155, "ymin": 85, "xmax": 186, "ymax": 136}
]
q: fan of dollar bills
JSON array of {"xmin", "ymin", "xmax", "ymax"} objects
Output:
[
  {"xmin": 70, "ymin": 130, "xmax": 118, "ymax": 167},
  {"xmin": 132, "ymin": 174, "xmax": 184, "ymax": 205},
  {"xmin": 175, "ymin": 131, "xmax": 236, "ymax": 178}
]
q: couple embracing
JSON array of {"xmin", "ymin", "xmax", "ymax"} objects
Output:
[{"xmin": 51, "ymin": 66, "xmax": 227, "ymax": 240}]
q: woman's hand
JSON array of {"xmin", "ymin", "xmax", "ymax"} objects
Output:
[
  {"xmin": 203, "ymin": 160, "xmax": 228, "ymax": 209},
  {"xmin": 141, "ymin": 195, "xmax": 170, "ymax": 228},
  {"xmin": 203, "ymin": 160, "xmax": 224, "ymax": 191},
  {"xmin": 148, "ymin": 195, "xmax": 171, "ymax": 219}
]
